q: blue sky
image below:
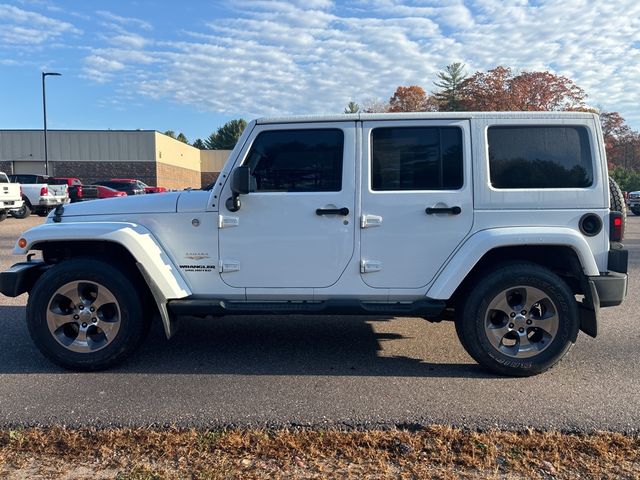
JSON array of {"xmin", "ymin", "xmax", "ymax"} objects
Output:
[{"xmin": 1, "ymin": 0, "xmax": 640, "ymax": 143}]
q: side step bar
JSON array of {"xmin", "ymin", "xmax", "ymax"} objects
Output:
[{"xmin": 167, "ymin": 298, "xmax": 446, "ymax": 317}]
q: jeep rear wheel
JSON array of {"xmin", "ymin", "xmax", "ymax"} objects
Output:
[
  {"xmin": 456, "ymin": 263, "xmax": 579, "ymax": 376},
  {"xmin": 26, "ymin": 258, "xmax": 147, "ymax": 370}
]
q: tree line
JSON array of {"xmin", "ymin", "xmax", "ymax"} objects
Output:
[
  {"xmin": 163, "ymin": 118, "xmax": 248, "ymax": 151},
  {"xmin": 346, "ymin": 63, "xmax": 640, "ymax": 191}
]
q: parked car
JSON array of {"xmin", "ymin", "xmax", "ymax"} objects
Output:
[
  {"xmin": 7, "ymin": 174, "xmax": 69, "ymax": 218},
  {"xmin": 93, "ymin": 179, "xmax": 146, "ymax": 196},
  {"xmin": 92, "ymin": 184, "xmax": 127, "ymax": 199},
  {"xmin": 109, "ymin": 178, "xmax": 167, "ymax": 194},
  {"xmin": 51, "ymin": 177, "xmax": 99, "ymax": 203},
  {"xmin": 0, "ymin": 172, "xmax": 23, "ymax": 222},
  {"xmin": 0, "ymin": 112, "xmax": 628, "ymax": 375},
  {"xmin": 626, "ymin": 191, "xmax": 640, "ymax": 215}
]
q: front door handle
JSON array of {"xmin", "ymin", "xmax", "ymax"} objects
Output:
[
  {"xmin": 316, "ymin": 207, "xmax": 350, "ymax": 216},
  {"xmin": 425, "ymin": 206, "xmax": 462, "ymax": 215}
]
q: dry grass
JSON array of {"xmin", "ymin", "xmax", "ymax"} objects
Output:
[{"xmin": 0, "ymin": 426, "xmax": 638, "ymax": 479}]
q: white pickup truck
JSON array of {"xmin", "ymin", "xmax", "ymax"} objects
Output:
[
  {"xmin": 0, "ymin": 172, "xmax": 23, "ymax": 222},
  {"xmin": 0, "ymin": 112, "xmax": 629, "ymax": 376},
  {"xmin": 8, "ymin": 174, "xmax": 69, "ymax": 218}
]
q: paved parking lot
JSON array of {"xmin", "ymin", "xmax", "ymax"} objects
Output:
[{"xmin": 0, "ymin": 214, "xmax": 638, "ymax": 431}]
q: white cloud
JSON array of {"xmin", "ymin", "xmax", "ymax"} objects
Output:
[
  {"xmin": 96, "ymin": 10, "xmax": 152, "ymax": 31},
  {"xmin": 0, "ymin": 3, "xmax": 81, "ymax": 45}
]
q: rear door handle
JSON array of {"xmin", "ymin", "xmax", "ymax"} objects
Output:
[
  {"xmin": 316, "ymin": 207, "xmax": 350, "ymax": 216},
  {"xmin": 425, "ymin": 206, "xmax": 462, "ymax": 215}
]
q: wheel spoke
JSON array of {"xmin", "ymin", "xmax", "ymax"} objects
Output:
[
  {"xmin": 486, "ymin": 324, "xmax": 511, "ymax": 350},
  {"xmin": 517, "ymin": 332, "xmax": 534, "ymax": 352},
  {"xmin": 93, "ymin": 286, "xmax": 118, "ymax": 311},
  {"xmin": 489, "ymin": 293, "xmax": 513, "ymax": 315},
  {"xmin": 533, "ymin": 313, "xmax": 558, "ymax": 334},
  {"xmin": 523, "ymin": 286, "xmax": 547, "ymax": 312},
  {"xmin": 74, "ymin": 327, "xmax": 88, "ymax": 345},
  {"xmin": 54, "ymin": 282, "xmax": 80, "ymax": 308},
  {"xmin": 48, "ymin": 311, "xmax": 74, "ymax": 329},
  {"xmin": 96, "ymin": 320, "xmax": 118, "ymax": 341}
]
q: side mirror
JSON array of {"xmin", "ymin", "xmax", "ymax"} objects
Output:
[
  {"xmin": 230, "ymin": 165, "xmax": 255, "ymax": 194},
  {"xmin": 226, "ymin": 166, "xmax": 256, "ymax": 212}
]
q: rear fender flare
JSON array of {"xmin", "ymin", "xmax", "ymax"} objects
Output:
[{"xmin": 427, "ymin": 227, "xmax": 600, "ymax": 300}]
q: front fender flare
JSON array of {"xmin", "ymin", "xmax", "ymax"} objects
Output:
[
  {"xmin": 426, "ymin": 227, "xmax": 600, "ymax": 300},
  {"xmin": 14, "ymin": 221, "xmax": 191, "ymax": 301}
]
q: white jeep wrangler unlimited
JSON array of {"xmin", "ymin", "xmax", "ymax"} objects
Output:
[{"xmin": 0, "ymin": 112, "xmax": 629, "ymax": 376}]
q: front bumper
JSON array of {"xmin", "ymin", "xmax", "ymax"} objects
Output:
[{"xmin": 0, "ymin": 261, "xmax": 48, "ymax": 297}]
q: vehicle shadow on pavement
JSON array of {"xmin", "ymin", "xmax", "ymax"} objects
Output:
[{"xmin": 0, "ymin": 306, "xmax": 494, "ymax": 378}]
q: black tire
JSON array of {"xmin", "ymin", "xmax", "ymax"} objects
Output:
[
  {"xmin": 0, "ymin": 210, "xmax": 7, "ymax": 222},
  {"xmin": 11, "ymin": 201, "xmax": 31, "ymax": 219},
  {"xmin": 26, "ymin": 258, "xmax": 147, "ymax": 371},
  {"xmin": 36, "ymin": 208, "xmax": 51, "ymax": 217},
  {"xmin": 455, "ymin": 262, "xmax": 579, "ymax": 376},
  {"xmin": 609, "ymin": 178, "xmax": 626, "ymax": 224}
]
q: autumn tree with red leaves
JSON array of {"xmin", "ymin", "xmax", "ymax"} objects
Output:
[
  {"xmin": 458, "ymin": 66, "xmax": 586, "ymax": 111},
  {"xmin": 388, "ymin": 86, "xmax": 435, "ymax": 112}
]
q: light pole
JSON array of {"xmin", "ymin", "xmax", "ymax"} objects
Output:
[{"xmin": 42, "ymin": 71, "xmax": 61, "ymax": 176}]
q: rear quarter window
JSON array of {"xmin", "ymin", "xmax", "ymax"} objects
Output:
[{"xmin": 488, "ymin": 126, "xmax": 593, "ymax": 189}]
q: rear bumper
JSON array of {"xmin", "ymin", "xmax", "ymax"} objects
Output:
[
  {"xmin": 578, "ymin": 246, "xmax": 628, "ymax": 338},
  {"xmin": 0, "ymin": 261, "xmax": 47, "ymax": 297},
  {"xmin": 589, "ymin": 271, "xmax": 628, "ymax": 307},
  {"xmin": 0, "ymin": 200, "xmax": 23, "ymax": 209}
]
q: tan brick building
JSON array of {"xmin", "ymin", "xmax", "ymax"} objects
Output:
[{"xmin": 0, "ymin": 130, "xmax": 230, "ymax": 189}]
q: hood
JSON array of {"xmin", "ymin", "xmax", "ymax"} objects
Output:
[{"xmin": 61, "ymin": 191, "xmax": 182, "ymax": 216}]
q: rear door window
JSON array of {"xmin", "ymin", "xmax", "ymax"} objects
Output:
[{"xmin": 371, "ymin": 127, "xmax": 463, "ymax": 191}]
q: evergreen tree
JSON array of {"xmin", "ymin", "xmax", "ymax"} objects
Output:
[
  {"xmin": 433, "ymin": 62, "xmax": 467, "ymax": 111},
  {"xmin": 344, "ymin": 101, "xmax": 360, "ymax": 114},
  {"xmin": 205, "ymin": 119, "xmax": 247, "ymax": 150}
]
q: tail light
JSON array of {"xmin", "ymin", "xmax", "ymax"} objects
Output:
[
  {"xmin": 77, "ymin": 185, "xmax": 83, "ymax": 197},
  {"xmin": 40, "ymin": 186, "xmax": 48, "ymax": 196},
  {"xmin": 610, "ymin": 212, "xmax": 624, "ymax": 242}
]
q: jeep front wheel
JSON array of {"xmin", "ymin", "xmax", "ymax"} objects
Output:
[
  {"xmin": 456, "ymin": 263, "xmax": 579, "ymax": 376},
  {"xmin": 26, "ymin": 258, "xmax": 147, "ymax": 370}
]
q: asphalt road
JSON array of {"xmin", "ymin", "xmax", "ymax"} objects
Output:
[{"xmin": 0, "ymin": 214, "xmax": 638, "ymax": 432}]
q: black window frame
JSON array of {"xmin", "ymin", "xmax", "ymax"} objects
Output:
[
  {"xmin": 369, "ymin": 126, "xmax": 465, "ymax": 192},
  {"xmin": 487, "ymin": 124, "xmax": 594, "ymax": 190},
  {"xmin": 243, "ymin": 128, "xmax": 345, "ymax": 193}
]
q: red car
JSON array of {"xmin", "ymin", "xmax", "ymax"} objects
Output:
[
  {"xmin": 92, "ymin": 185, "xmax": 127, "ymax": 199},
  {"xmin": 51, "ymin": 177, "xmax": 99, "ymax": 203},
  {"xmin": 109, "ymin": 178, "xmax": 167, "ymax": 194}
]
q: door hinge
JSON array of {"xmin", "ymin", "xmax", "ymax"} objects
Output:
[
  {"xmin": 218, "ymin": 214, "xmax": 240, "ymax": 229},
  {"xmin": 219, "ymin": 259, "xmax": 241, "ymax": 273},
  {"xmin": 360, "ymin": 259, "xmax": 383, "ymax": 273},
  {"xmin": 361, "ymin": 214, "xmax": 383, "ymax": 228}
]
